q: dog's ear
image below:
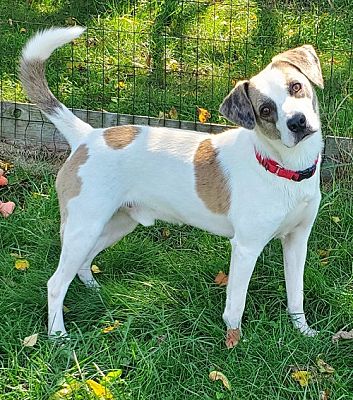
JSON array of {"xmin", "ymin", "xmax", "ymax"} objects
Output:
[
  {"xmin": 272, "ymin": 45, "xmax": 324, "ymax": 89},
  {"xmin": 219, "ymin": 80, "xmax": 256, "ymax": 129}
]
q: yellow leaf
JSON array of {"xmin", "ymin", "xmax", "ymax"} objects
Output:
[
  {"xmin": 86, "ymin": 379, "xmax": 113, "ymax": 399},
  {"xmin": 22, "ymin": 333, "xmax": 38, "ymax": 347},
  {"xmin": 117, "ymin": 80, "xmax": 126, "ymax": 89},
  {"xmin": 102, "ymin": 320, "xmax": 120, "ymax": 334},
  {"xmin": 318, "ymin": 249, "xmax": 330, "ymax": 258},
  {"xmin": 197, "ymin": 107, "xmax": 211, "ymax": 124},
  {"xmin": 15, "ymin": 259, "xmax": 29, "ymax": 271},
  {"xmin": 168, "ymin": 106, "xmax": 178, "ymax": 120},
  {"xmin": 20, "ymin": 27, "xmax": 27, "ymax": 33},
  {"xmin": 63, "ymin": 305, "xmax": 70, "ymax": 314},
  {"xmin": 316, "ymin": 357, "xmax": 335, "ymax": 374},
  {"xmin": 0, "ymin": 159, "xmax": 14, "ymax": 171},
  {"xmin": 291, "ymin": 370, "xmax": 311, "ymax": 387},
  {"xmin": 331, "ymin": 216, "xmax": 340, "ymax": 223},
  {"xmin": 101, "ymin": 369, "xmax": 123, "ymax": 384},
  {"xmin": 209, "ymin": 371, "xmax": 231, "ymax": 390},
  {"xmin": 91, "ymin": 264, "xmax": 102, "ymax": 274},
  {"xmin": 168, "ymin": 59, "xmax": 179, "ymax": 72},
  {"xmin": 50, "ymin": 380, "xmax": 82, "ymax": 400},
  {"xmin": 161, "ymin": 228, "xmax": 170, "ymax": 238},
  {"xmin": 214, "ymin": 271, "xmax": 228, "ymax": 287}
]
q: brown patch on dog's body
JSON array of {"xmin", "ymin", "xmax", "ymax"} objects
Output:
[
  {"xmin": 194, "ymin": 139, "xmax": 230, "ymax": 214},
  {"xmin": 56, "ymin": 144, "xmax": 89, "ymax": 238},
  {"xmin": 248, "ymin": 84, "xmax": 280, "ymax": 140},
  {"xmin": 104, "ymin": 125, "xmax": 140, "ymax": 149}
]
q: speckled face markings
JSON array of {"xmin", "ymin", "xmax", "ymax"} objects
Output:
[
  {"xmin": 56, "ymin": 144, "xmax": 89, "ymax": 240},
  {"xmin": 104, "ymin": 125, "xmax": 140, "ymax": 149},
  {"xmin": 247, "ymin": 83, "xmax": 281, "ymax": 140},
  {"xmin": 194, "ymin": 139, "xmax": 230, "ymax": 214},
  {"xmin": 271, "ymin": 61, "xmax": 311, "ymax": 99}
]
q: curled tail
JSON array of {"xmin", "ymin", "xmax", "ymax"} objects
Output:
[{"xmin": 20, "ymin": 27, "xmax": 92, "ymax": 149}]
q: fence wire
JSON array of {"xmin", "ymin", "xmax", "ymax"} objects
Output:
[{"xmin": 0, "ymin": 0, "xmax": 352, "ymax": 154}]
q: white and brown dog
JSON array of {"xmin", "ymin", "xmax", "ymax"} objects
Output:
[{"xmin": 20, "ymin": 27, "xmax": 324, "ymax": 348}]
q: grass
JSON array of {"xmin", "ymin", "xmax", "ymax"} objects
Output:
[
  {"xmin": 0, "ymin": 0, "xmax": 353, "ymax": 136},
  {"xmin": 0, "ymin": 1, "xmax": 353, "ymax": 398},
  {"xmin": 0, "ymin": 161, "xmax": 352, "ymax": 399}
]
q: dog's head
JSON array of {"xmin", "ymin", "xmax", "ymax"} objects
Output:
[{"xmin": 220, "ymin": 45, "xmax": 323, "ymax": 148}]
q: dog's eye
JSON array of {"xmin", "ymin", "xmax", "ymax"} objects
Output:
[
  {"xmin": 260, "ymin": 106, "xmax": 271, "ymax": 117},
  {"xmin": 291, "ymin": 82, "xmax": 302, "ymax": 93}
]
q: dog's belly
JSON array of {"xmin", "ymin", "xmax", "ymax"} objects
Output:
[{"xmin": 124, "ymin": 204, "xmax": 234, "ymax": 237}]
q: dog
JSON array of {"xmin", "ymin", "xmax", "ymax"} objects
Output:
[{"xmin": 20, "ymin": 27, "xmax": 324, "ymax": 348}]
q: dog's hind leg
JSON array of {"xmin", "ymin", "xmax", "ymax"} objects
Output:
[
  {"xmin": 77, "ymin": 210, "xmax": 138, "ymax": 288},
  {"xmin": 47, "ymin": 202, "xmax": 120, "ymax": 337}
]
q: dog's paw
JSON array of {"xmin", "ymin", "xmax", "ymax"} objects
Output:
[
  {"xmin": 300, "ymin": 326, "xmax": 319, "ymax": 337},
  {"xmin": 225, "ymin": 328, "xmax": 241, "ymax": 349}
]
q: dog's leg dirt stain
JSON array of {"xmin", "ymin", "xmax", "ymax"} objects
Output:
[{"xmin": 226, "ymin": 328, "xmax": 241, "ymax": 348}]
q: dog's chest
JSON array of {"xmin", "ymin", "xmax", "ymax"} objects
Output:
[{"xmin": 275, "ymin": 199, "xmax": 310, "ymax": 237}]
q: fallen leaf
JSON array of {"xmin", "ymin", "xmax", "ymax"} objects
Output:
[
  {"xmin": 169, "ymin": 106, "xmax": 178, "ymax": 120},
  {"xmin": 332, "ymin": 328, "xmax": 353, "ymax": 342},
  {"xmin": 316, "ymin": 356, "xmax": 335, "ymax": 374},
  {"xmin": 19, "ymin": 27, "xmax": 27, "ymax": 33},
  {"xmin": 214, "ymin": 271, "xmax": 228, "ymax": 286},
  {"xmin": 32, "ymin": 192, "xmax": 49, "ymax": 199},
  {"xmin": 161, "ymin": 228, "xmax": 170, "ymax": 238},
  {"xmin": 65, "ymin": 16, "xmax": 77, "ymax": 26},
  {"xmin": 117, "ymin": 80, "xmax": 126, "ymax": 89},
  {"xmin": 0, "ymin": 160, "xmax": 13, "ymax": 171},
  {"xmin": 318, "ymin": 249, "xmax": 331, "ymax": 258},
  {"xmin": 15, "ymin": 259, "xmax": 29, "ymax": 271},
  {"xmin": 91, "ymin": 264, "xmax": 102, "ymax": 274},
  {"xmin": 50, "ymin": 380, "xmax": 82, "ymax": 399},
  {"xmin": 331, "ymin": 216, "xmax": 340, "ymax": 223},
  {"xmin": 102, "ymin": 320, "xmax": 120, "ymax": 334},
  {"xmin": 86, "ymin": 379, "xmax": 113, "ymax": 399},
  {"xmin": 197, "ymin": 107, "xmax": 211, "ymax": 124},
  {"xmin": 291, "ymin": 370, "xmax": 312, "ymax": 387},
  {"xmin": 209, "ymin": 371, "xmax": 231, "ymax": 390},
  {"xmin": 167, "ymin": 59, "xmax": 179, "ymax": 72},
  {"xmin": 23, "ymin": 333, "xmax": 38, "ymax": 347},
  {"xmin": 321, "ymin": 389, "xmax": 330, "ymax": 400},
  {"xmin": 63, "ymin": 305, "xmax": 70, "ymax": 314},
  {"xmin": 101, "ymin": 369, "xmax": 123, "ymax": 384}
]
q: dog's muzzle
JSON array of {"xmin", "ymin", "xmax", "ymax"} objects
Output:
[{"xmin": 287, "ymin": 113, "xmax": 315, "ymax": 144}]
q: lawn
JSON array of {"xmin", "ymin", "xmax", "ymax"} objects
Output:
[
  {"xmin": 0, "ymin": 0, "xmax": 353, "ymax": 399},
  {"xmin": 0, "ymin": 151, "xmax": 352, "ymax": 399}
]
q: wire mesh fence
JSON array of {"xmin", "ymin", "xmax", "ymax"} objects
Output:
[{"xmin": 0, "ymin": 0, "xmax": 352, "ymax": 155}]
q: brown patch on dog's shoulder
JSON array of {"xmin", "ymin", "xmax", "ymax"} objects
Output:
[
  {"xmin": 104, "ymin": 125, "xmax": 140, "ymax": 149},
  {"xmin": 194, "ymin": 139, "xmax": 230, "ymax": 214},
  {"xmin": 56, "ymin": 144, "xmax": 89, "ymax": 239}
]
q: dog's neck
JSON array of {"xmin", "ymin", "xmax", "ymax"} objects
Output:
[{"xmin": 254, "ymin": 129, "xmax": 323, "ymax": 171}]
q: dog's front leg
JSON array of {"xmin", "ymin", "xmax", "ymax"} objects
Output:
[
  {"xmin": 282, "ymin": 224, "xmax": 318, "ymax": 337},
  {"xmin": 223, "ymin": 239, "xmax": 262, "ymax": 348}
]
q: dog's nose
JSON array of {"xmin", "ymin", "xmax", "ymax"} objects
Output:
[{"xmin": 287, "ymin": 113, "xmax": 306, "ymax": 133}]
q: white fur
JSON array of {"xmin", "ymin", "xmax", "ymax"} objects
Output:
[
  {"xmin": 21, "ymin": 28, "xmax": 323, "ymax": 344},
  {"xmin": 22, "ymin": 27, "xmax": 85, "ymax": 61}
]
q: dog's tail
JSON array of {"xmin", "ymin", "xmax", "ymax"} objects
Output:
[{"xmin": 20, "ymin": 27, "xmax": 92, "ymax": 149}]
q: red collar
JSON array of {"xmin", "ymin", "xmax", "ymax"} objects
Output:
[{"xmin": 255, "ymin": 150, "xmax": 319, "ymax": 182}]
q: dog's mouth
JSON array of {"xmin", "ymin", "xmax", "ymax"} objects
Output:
[{"xmin": 293, "ymin": 127, "xmax": 317, "ymax": 145}]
